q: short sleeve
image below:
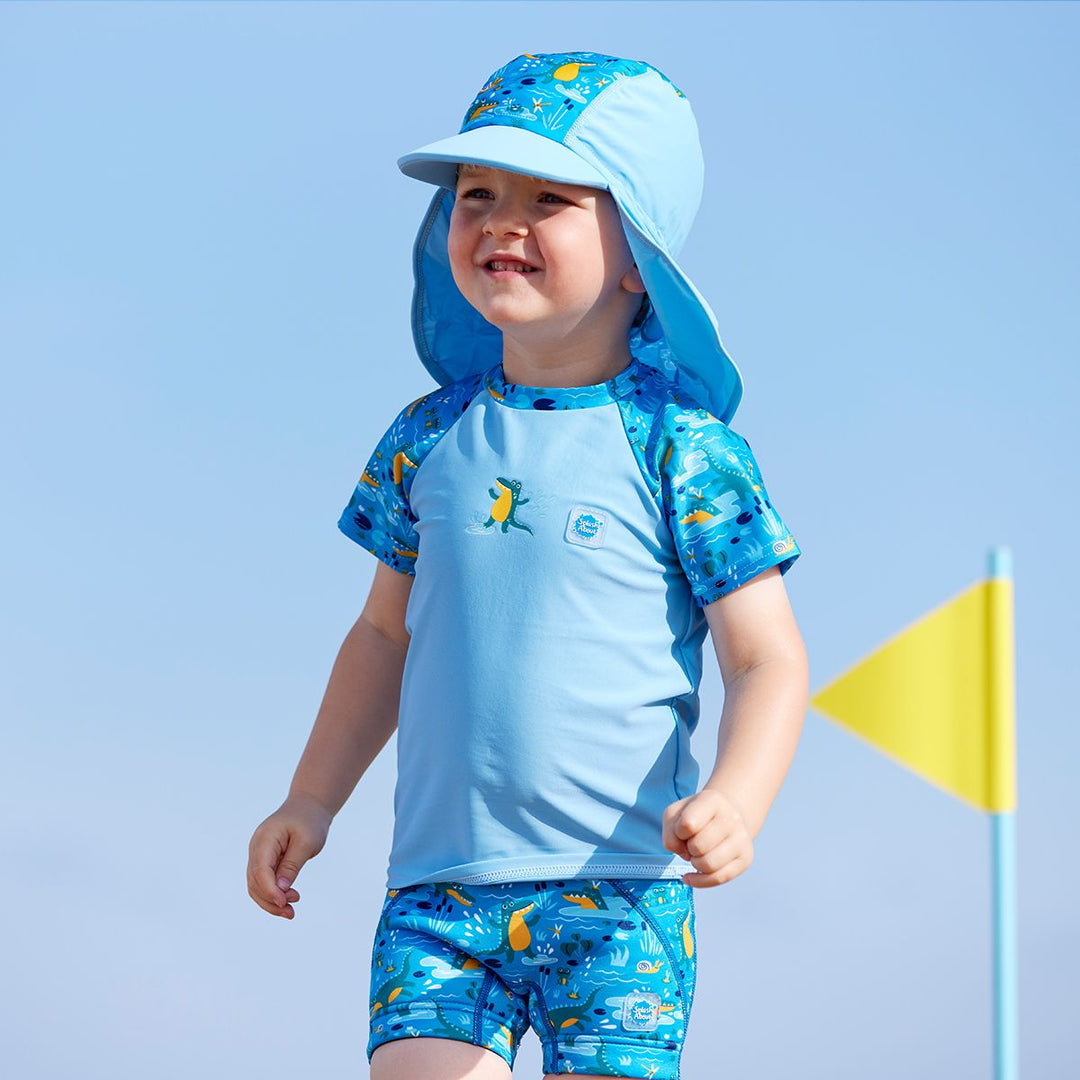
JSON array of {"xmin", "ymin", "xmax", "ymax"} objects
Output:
[
  {"xmin": 336, "ymin": 401, "xmax": 423, "ymax": 576},
  {"xmin": 661, "ymin": 410, "xmax": 801, "ymax": 607}
]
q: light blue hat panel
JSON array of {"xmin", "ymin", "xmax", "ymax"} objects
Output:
[{"xmin": 564, "ymin": 69, "xmax": 703, "ymax": 256}]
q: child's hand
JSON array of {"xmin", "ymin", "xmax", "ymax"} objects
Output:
[
  {"xmin": 662, "ymin": 789, "xmax": 754, "ymax": 888},
  {"xmin": 246, "ymin": 792, "xmax": 333, "ymax": 919}
]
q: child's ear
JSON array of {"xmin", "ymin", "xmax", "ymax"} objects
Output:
[{"xmin": 622, "ymin": 261, "xmax": 647, "ymax": 294}]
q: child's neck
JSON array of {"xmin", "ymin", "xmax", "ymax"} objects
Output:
[{"xmin": 500, "ymin": 345, "xmax": 634, "ymax": 390}]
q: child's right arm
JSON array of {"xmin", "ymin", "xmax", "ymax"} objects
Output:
[{"xmin": 246, "ymin": 560, "xmax": 413, "ymax": 919}]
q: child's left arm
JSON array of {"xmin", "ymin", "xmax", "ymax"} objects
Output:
[{"xmin": 662, "ymin": 564, "xmax": 809, "ymax": 888}]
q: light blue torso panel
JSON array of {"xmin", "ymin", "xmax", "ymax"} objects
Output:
[{"xmin": 338, "ymin": 356, "xmax": 800, "ymax": 888}]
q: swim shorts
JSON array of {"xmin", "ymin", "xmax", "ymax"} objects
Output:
[{"xmin": 367, "ymin": 877, "xmax": 697, "ymax": 1079}]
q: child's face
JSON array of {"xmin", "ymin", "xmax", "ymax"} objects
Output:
[{"xmin": 447, "ymin": 163, "xmax": 645, "ymax": 353}]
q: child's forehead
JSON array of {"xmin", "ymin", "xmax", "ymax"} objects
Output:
[
  {"xmin": 457, "ymin": 161, "xmax": 539, "ymax": 181},
  {"xmin": 456, "ymin": 161, "xmax": 599, "ymax": 194}
]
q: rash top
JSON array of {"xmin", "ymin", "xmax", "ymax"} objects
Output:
[{"xmin": 338, "ymin": 355, "xmax": 801, "ymax": 889}]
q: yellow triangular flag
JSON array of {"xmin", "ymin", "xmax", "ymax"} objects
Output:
[{"xmin": 810, "ymin": 578, "xmax": 1016, "ymax": 813}]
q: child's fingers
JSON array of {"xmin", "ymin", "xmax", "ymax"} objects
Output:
[
  {"xmin": 247, "ymin": 802, "xmax": 329, "ymax": 919},
  {"xmin": 682, "ymin": 814, "xmax": 727, "ymax": 860},
  {"xmin": 662, "ymin": 814, "xmax": 692, "ymax": 857},
  {"xmin": 661, "ymin": 796, "xmax": 694, "ymax": 856},
  {"xmin": 246, "ymin": 829, "xmax": 301, "ymax": 916},
  {"xmin": 666, "ymin": 834, "xmax": 691, "ymax": 859},
  {"xmin": 249, "ymin": 869, "xmax": 300, "ymax": 917},
  {"xmin": 683, "ymin": 831, "xmax": 755, "ymax": 887},
  {"xmin": 247, "ymin": 859, "xmax": 285, "ymax": 912},
  {"xmin": 683, "ymin": 850, "xmax": 749, "ymax": 888}
]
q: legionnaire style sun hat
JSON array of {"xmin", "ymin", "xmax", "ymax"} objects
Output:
[{"xmin": 396, "ymin": 51, "xmax": 745, "ymax": 423}]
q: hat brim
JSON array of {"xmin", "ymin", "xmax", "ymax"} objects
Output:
[{"xmin": 398, "ymin": 125, "xmax": 609, "ymax": 190}]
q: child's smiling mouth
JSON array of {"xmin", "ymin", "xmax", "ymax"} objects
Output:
[{"xmin": 483, "ymin": 261, "xmax": 543, "ymax": 279}]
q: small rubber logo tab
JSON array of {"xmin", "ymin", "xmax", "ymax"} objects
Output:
[
  {"xmin": 621, "ymin": 990, "xmax": 661, "ymax": 1031},
  {"xmin": 565, "ymin": 504, "xmax": 608, "ymax": 548}
]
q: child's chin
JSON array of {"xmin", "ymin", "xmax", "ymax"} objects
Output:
[{"xmin": 476, "ymin": 304, "xmax": 547, "ymax": 328}]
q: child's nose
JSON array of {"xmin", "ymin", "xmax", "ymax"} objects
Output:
[
  {"xmin": 484, "ymin": 221, "xmax": 530, "ymax": 242},
  {"xmin": 483, "ymin": 200, "xmax": 534, "ymax": 235}
]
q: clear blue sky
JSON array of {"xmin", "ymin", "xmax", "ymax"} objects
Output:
[{"xmin": 2, "ymin": 2, "xmax": 1076, "ymax": 1077}]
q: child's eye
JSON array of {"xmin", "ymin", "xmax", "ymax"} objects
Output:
[{"xmin": 458, "ymin": 188, "xmax": 567, "ymax": 204}]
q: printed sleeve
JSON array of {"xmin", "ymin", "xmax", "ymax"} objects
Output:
[
  {"xmin": 660, "ymin": 410, "xmax": 801, "ymax": 607},
  {"xmin": 336, "ymin": 399, "xmax": 424, "ymax": 576}
]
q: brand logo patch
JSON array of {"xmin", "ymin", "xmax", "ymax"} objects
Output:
[
  {"xmin": 565, "ymin": 504, "xmax": 608, "ymax": 548},
  {"xmin": 621, "ymin": 990, "xmax": 661, "ymax": 1031}
]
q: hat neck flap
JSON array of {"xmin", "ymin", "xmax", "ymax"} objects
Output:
[{"xmin": 410, "ymin": 186, "xmax": 741, "ymax": 422}]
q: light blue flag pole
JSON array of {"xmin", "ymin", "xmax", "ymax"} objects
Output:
[{"xmin": 988, "ymin": 545, "xmax": 1018, "ymax": 1080}]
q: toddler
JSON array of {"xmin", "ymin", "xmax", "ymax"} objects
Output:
[{"xmin": 247, "ymin": 50, "xmax": 809, "ymax": 1080}]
